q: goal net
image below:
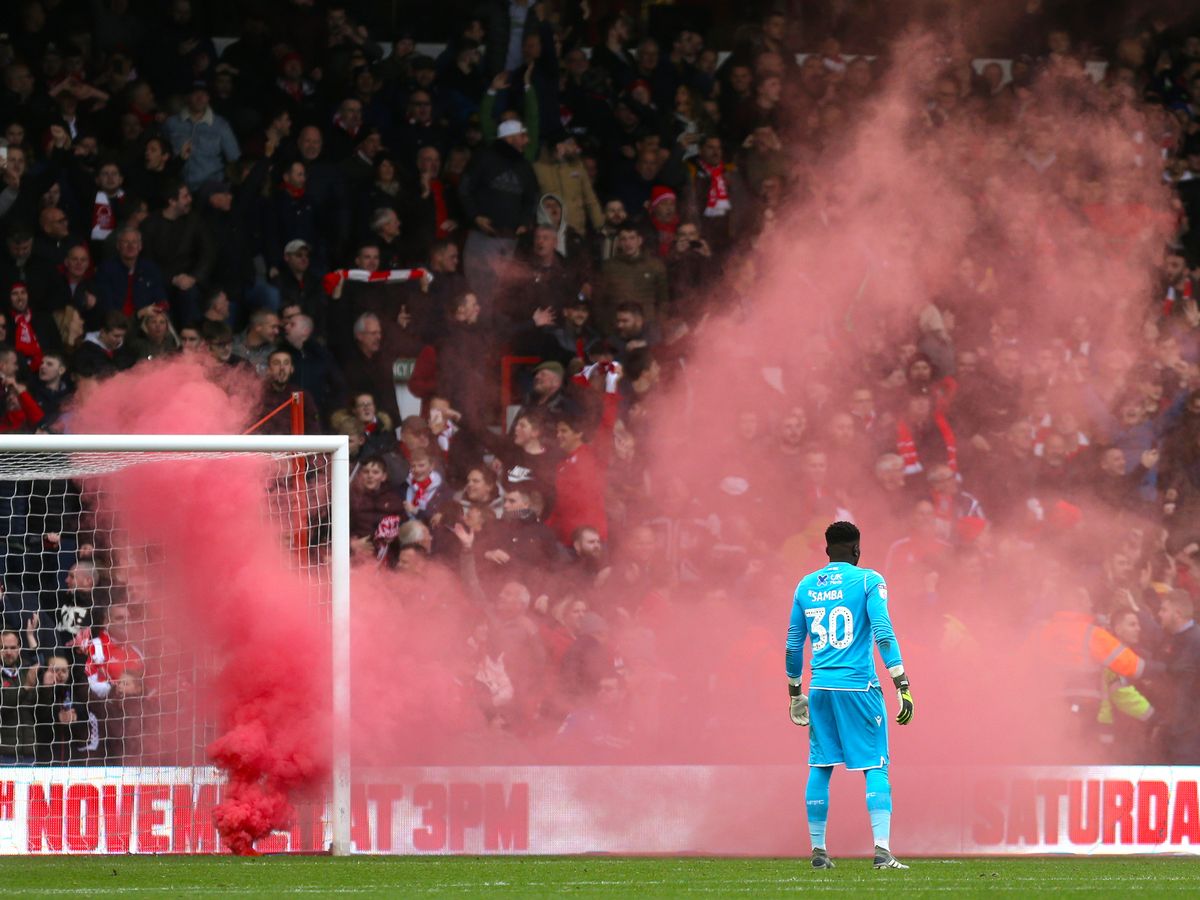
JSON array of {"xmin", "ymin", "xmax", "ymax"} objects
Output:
[{"xmin": 0, "ymin": 436, "xmax": 350, "ymax": 855}]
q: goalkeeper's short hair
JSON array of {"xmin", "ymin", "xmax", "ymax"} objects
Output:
[{"xmin": 825, "ymin": 520, "xmax": 860, "ymax": 549}]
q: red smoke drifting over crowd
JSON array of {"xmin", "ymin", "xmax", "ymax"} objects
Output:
[{"xmin": 66, "ymin": 23, "xmax": 1179, "ymax": 854}]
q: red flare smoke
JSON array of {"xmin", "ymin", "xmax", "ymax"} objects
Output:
[{"xmin": 71, "ymin": 357, "xmax": 331, "ymax": 855}]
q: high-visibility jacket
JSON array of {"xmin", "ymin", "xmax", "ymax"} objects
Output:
[
  {"xmin": 1097, "ymin": 668, "xmax": 1154, "ymax": 725},
  {"xmin": 1035, "ymin": 610, "xmax": 1145, "ymax": 698}
]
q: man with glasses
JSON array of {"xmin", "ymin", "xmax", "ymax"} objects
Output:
[
  {"xmin": 396, "ymin": 89, "xmax": 448, "ymax": 168},
  {"xmin": 342, "ymin": 311, "xmax": 401, "ymax": 426}
]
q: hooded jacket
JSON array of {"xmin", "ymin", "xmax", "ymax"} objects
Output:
[
  {"xmin": 458, "ymin": 139, "xmax": 540, "ymax": 235},
  {"xmin": 533, "ymin": 157, "xmax": 604, "ymax": 235}
]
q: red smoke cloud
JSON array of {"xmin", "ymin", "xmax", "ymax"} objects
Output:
[
  {"xmin": 71, "ymin": 357, "xmax": 331, "ymax": 855},
  {"xmin": 629, "ymin": 30, "xmax": 1175, "ymax": 779},
  {"xmin": 64, "ymin": 27, "xmax": 1179, "ymax": 857}
]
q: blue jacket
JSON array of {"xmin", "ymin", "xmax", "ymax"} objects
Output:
[
  {"xmin": 163, "ymin": 108, "xmax": 241, "ymax": 189},
  {"xmin": 94, "ymin": 258, "xmax": 168, "ymax": 318}
]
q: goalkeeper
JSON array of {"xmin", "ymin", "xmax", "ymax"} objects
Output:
[{"xmin": 785, "ymin": 521, "xmax": 913, "ymax": 871}]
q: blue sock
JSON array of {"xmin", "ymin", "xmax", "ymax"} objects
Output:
[
  {"xmin": 865, "ymin": 767, "xmax": 892, "ymax": 849},
  {"xmin": 806, "ymin": 766, "xmax": 832, "ymax": 851}
]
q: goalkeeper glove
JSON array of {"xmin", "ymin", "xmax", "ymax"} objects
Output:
[
  {"xmin": 893, "ymin": 673, "xmax": 914, "ymax": 725},
  {"xmin": 788, "ymin": 681, "xmax": 809, "ymax": 727}
]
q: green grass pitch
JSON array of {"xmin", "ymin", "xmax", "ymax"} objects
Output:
[{"xmin": 3, "ymin": 856, "xmax": 1199, "ymax": 897}]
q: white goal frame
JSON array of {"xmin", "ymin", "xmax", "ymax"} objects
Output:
[{"xmin": 0, "ymin": 434, "xmax": 352, "ymax": 856}]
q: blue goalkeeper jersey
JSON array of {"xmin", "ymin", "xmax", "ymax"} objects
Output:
[{"xmin": 786, "ymin": 561, "xmax": 904, "ymax": 691}]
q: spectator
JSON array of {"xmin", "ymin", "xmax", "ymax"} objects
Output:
[
  {"xmin": 272, "ymin": 240, "xmax": 327, "ymax": 336},
  {"xmin": 48, "ymin": 242, "xmax": 96, "ymax": 316},
  {"xmin": 32, "ymin": 653, "xmax": 90, "ymax": 763},
  {"xmin": 894, "ymin": 391, "xmax": 957, "ymax": 477},
  {"xmin": 200, "ymin": 174, "xmax": 264, "ymax": 311},
  {"xmin": 394, "ymin": 89, "xmax": 448, "ymax": 167},
  {"xmin": 341, "ymin": 312, "xmax": 401, "ymax": 426},
  {"xmin": 369, "ymin": 208, "xmax": 418, "ymax": 270},
  {"xmin": 126, "ymin": 304, "xmax": 179, "ymax": 361},
  {"xmin": 459, "ymin": 119, "xmax": 539, "ymax": 308},
  {"xmin": 684, "ymin": 135, "xmax": 745, "ymax": 252},
  {"xmin": 283, "ymin": 312, "xmax": 342, "ymax": 421},
  {"xmin": 8, "ymin": 281, "xmax": 59, "ymax": 372},
  {"xmin": 644, "ymin": 186, "xmax": 680, "ymax": 258},
  {"xmin": 1, "ymin": 226, "xmax": 56, "ymax": 305},
  {"xmin": 611, "ymin": 303, "xmax": 657, "ymax": 359},
  {"xmin": 478, "ymin": 484, "xmax": 560, "ymax": 580},
  {"xmin": 124, "ymin": 137, "xmax": 180, "ymax": 211},
  {"xmin": 51, "ymin": 307, "xmax": 85, "ymax": 359},
  {"xmin": 422, "ymin": 239, "xmax": 468, "ymax": 339},
  {"xmin": 452, "ymin": 466, "xmax": 504, "ymax": 521},
  {"xmin": 502, "ymin": 225, "xmax": 578, "ymax": 342},
  {"xmin": 163, "ymin": 81, "xmax": 241, "ymax": 190},
  {"xmin": 926, "ymin": 463, "xmax": 986, "ymax": 543},
  {"xmin": 500, "ymin": 408, "xmax": 560, "ymax": 501},
  {"xmin": 559, "ymin": 613, "xmax": 620, "ymax": 704},
  {"xmin": 87, "ymin": 159, "xmax": 127, "ymax": 242},
  {"xmin": 232, "ymin": 310, "xmax": 281, "ymax": 375},
  {"xmin": 140, "ymin": 180, "xmax": 213, "ymax": 324},
  {"xmin": 34, "ymin": 206, "xmax": 73, "ymax": 267},
  {"xmin": 80, "ymin": 604, "xmax": 144, "ymax": 702},
  {"xmin": 264, "ymin": 161, "xmax": 320, "ymax": 274},
  {"xmin": 1154, "ymin": 590, "xmax": 1200, "ymax": 762},
  {"xmin": 73, "ymin": 310, "xmax": 135, "ymax": 375},
  {"xmin": 546, "ymin": 413, "xmax": 608, "ymax": 547},
  {"xmin": 0, "ymin": 629, "xmax": 37, "ymax": 763},
  {"xmin": 349, "ymin": 456, "xmax": 405, "ymax": 545},
  {"xmin": 255, "ymin": 348, "xmax": 319, "ymax": 435},
  {"xmin": 410, "ymin": 146, "xmax": 462, "ymax": 254},
  {"xmin": 534, "ymin": 133, "xmax": 604, "ymax": 238},
  {"xmin": 30, "ymin": 352, "xmax": 72, "ymax": 425},
  {"xmin": 93, "ymin": 227, "xmax": 167, "ymax": 326},
  {"xmin": 331, "ymin": 393, "xmax": 394, "ymax": 457},
  {"xmin": 599, "ymin": 225, "xmax": 669, "ymax": 332},
  {"xmin": 403, "ymin": 450, "xmax": 444, "ymax": 522},
  {"xmin": 293, "ymin": 125, "xmax": 349, "ymax": 262},
  {"xmin": 593, "ymin": 199, "xmax": 628, "ymax": 264}
]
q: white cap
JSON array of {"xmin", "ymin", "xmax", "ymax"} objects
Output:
[{"xmin": 497, "ymin": 120, "xmax": 527, "ymax": 139}]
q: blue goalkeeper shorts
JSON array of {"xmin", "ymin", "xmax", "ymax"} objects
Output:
[{"xmin": 808, "ymin": 685, "xmax": 890, "ymax": 770}]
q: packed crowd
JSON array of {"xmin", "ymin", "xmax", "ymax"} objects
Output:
[{"xmin": 1, "ymin": 1, "xmax": 1200, "ymax": 766}]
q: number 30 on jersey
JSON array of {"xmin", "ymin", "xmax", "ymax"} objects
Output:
[{"xmin": 806, "ymin": 605, "xmax": 855, "ymax": 651}]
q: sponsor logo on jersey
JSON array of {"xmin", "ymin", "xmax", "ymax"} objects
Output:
[
  {"xmin": 817, "ymin": 574, "xmax": 829, "ymax": 586},
  {"xmin": 875, "ymin": 716, "xmax": 882, "ymax": 726}
]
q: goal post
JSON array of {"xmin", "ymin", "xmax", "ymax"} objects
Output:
[{"xmin": 0, "ymin": 434, "xmax": 351, "ymax": 856}]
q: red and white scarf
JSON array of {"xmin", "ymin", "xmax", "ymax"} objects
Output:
[
  {"xmin": 896, "ymin": 411, "xmax": 957, "ymax": 476},
  {"xmin": 1164, "ymin": 279, "xmax": 1193, "ymax": 318},
  {"xmin": 701, "ymin": 162, "xmax": 731, "ymax": 217},
  {"xmin": 92, "ymin": 189, "xmax": 124, "ymax": 240},
  {"xmin": 405, "ymin": 470, "xmax": 442, "ymax": 510},
  {"xmin": 12, "ymin": 307, "xmax": 44, "ymax": 371},
  {"xmin": 374, "ymin": 514, "xmax": 402, "ymax": 560},
  {"xmin": 322, "ymin": 268, "xmax": 432, "ymax": 296}
]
